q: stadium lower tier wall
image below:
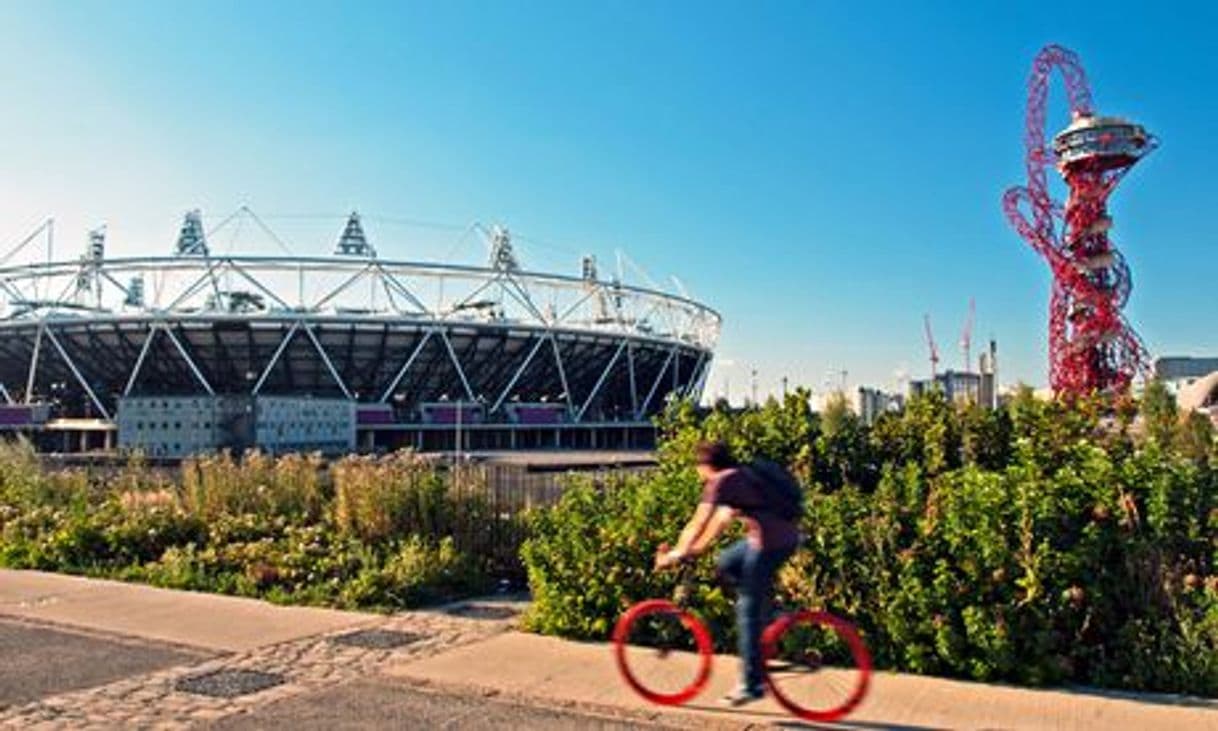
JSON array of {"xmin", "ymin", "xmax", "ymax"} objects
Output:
[
  {"xmin": 102, "ymin": 395, "xmax": 654, "ymax": 457},
  {"xmin": 360, "ymin": 422, "xmax": 656, "ymax": 452},
  {"xmin": 117, "ymin": 395, "xmax": 356, "ymax": 458}
]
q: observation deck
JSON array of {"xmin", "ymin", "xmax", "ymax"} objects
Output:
[{"xmin": 1053, "ymin": 114, "xmax": 1154, "ymax": 171}]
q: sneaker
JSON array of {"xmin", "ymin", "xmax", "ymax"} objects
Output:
[{"xmin": 720, "ymin": 685, "xmax": 765, "ymax": 707}]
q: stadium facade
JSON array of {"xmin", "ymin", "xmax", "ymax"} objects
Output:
[{"xmin": 0, "ymin": 211, "xmax": 720, "ymax": 455}]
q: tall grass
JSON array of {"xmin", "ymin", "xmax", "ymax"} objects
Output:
[
  {"xmin": 1, "ymin": 440, "xmax": 573, "ymax": 607},
  {"xmin": 332, "ymin": 452, "xmax": 488, "ymax": 543},
  {"xmin": 182, "ymin": 450, "xmax": 325, "ymax": 521}
]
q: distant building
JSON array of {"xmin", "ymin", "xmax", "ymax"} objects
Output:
[
  {"xmin": 1153, "ymin": 356, "xmax": 1218, "ymax": 394},
  {"xmin": 1176, "ymin": 372, "xmax": 1218, "ymax": 425},
  {"xmin": 910, "ymin": 370, "xmax": 981, "ymax": 404},
  {"xmin": 855, "ymin": 387, "xmax": 902, "ymax": 424},
  {"xmin": 1153, "ymin": 356, "xmax": 1218, "ymax": 425},
  {"xmin": 978, "ymin": 339, "xmax": 998, "ymax": 409},
  {"xmin": 909, "ymin": 339, "xmax": 998, "ymax": 409}
]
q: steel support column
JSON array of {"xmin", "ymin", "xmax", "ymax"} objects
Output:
[
  {"xmin": 550, "ymin": 334, "xmax": 575, "ymax": 417},
  {"xmin": 380, "ymin": 329, "xmax": 435, "ymax": 403},
  {"xmin": 123, "ymin": 324, "xmax": 158, "ymax": 396},
  {"xmin": 252, "ymin": 321, "xmax": 301, "ymax": 395},
  {"xmin": 686, "ymin": 352, "xmax": 712, "ymax": 402},
  {"xmin": 682, "ymin": 351, "xmax": 707, "ymax": 400},
  {"xmin": 576, "ymin": 340, "xmax": 625, "ymax": 422},
  {"xmin": 161, "ymin": 324, "xmax": 215, "ymax": 395},
  {"xmin": 627, "ymin": 341, "xmax": 639, "ymax": 417},
  {"xmin": 43, "ymin": 326, "xmax": 111, "ymax": 420},
  {"xmin": 640, "ymin": 345, "xmax": 678, "ymax": 417},
  {"xmin": 439, "ymin": 329, "xmax": 476, "ymax": 402},
  {"xmin": 25, "ymin": 324, "xmax": 43, "ymax": 404},
  {"xmin": 301, "ymin": 321, "xmax": 353, "ymax": 400},
  {"xmin": 489, "ymin": 335, "xmax": 547, "ymax": 414}
]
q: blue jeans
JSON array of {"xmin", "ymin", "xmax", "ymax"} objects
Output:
[{"xmin": 716, "ymin": 538, "xmax": 796, "ymax": 693}]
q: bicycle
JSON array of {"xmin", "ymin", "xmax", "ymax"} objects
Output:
[{"xmin": 611, "ymin": 564, "xmax": 872, "ymax": 722}]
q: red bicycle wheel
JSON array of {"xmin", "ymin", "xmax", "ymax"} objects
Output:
[
  {"xmin": 612, "ymin": 599, "xmax": 713, "ymax": 706},
  {"xmin": 761, "ymin": 610, "xmax": 872, "ymax": 722}
]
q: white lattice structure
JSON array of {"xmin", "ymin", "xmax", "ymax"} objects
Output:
[{"xmin": 0, "ymin": 210, "xmax": 720, "ymax": 451}]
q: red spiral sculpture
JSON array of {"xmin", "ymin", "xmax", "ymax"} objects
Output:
[{"xmin": 1002, "ymin": 45, "xmax": 1156, "ymax": 396}]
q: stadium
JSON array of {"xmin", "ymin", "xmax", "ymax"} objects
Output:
[{"xmin": 0, "ymin": 210, "xmax": 720, "ymax": 456}]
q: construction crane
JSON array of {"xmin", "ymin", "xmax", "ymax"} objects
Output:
[
  {"xmin": 923, "ymin": 314, "xmax": 940, "ymax": 378},
  {"xmin": 959, "ymin": 297, "xmax": 975, "ymax": 372}
]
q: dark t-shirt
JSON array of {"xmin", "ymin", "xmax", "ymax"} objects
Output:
[{"xmin": 700, "ymin": 467, "xmax": 800, "ymax": 550}]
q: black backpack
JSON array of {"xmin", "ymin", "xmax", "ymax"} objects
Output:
[{"xmin": 746, "ymin": 459, "xmax": 805, "ymax": 521}]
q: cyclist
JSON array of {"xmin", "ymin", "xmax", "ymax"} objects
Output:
[{"xmin": 654, "ymin": 440, "xmax": 801, "ymax": 706}]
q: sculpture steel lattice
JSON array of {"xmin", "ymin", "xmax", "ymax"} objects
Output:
[{"xmin": 1002, "ymin": 45, "xmax": 1156, "ymax": 396}]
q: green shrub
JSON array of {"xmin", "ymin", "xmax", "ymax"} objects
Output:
[
  {"xmin": 0, "ymin": 439, "xmax": 58, "ymax": 508},
  {"xmin": 339, "ymin": 536, "xmax": 487, "ymax": 609},
  {"xmin": 521, "ymin": 471, "xmax": 734, "ymax": 643},
  {"xmin": 0, "ymin": 506, "xmax": 93, "ymax": 570},
  {"xmin": 104, "ymin": 490, "xmax": 206, "ymax": 565},
  {"xmin": 521, "ymin": 390, "xmax": 1218, "ymax": 697}
]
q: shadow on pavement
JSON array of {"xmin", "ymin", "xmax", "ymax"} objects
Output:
[
  {"xmin": 774, "ymin": 722, "xmax": 943, "ymax": 731},
  {"xmin": 1058, "ymin": 685, "xmax": 1218, "ymax": 711},
  {"xmin": 681, "ymin": 702, "xmax": 941, "ymax": 731}
]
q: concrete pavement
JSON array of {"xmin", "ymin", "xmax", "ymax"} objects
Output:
[
  {"xmin": 2, "ymin": 569, "xmax": 1215, "ymax": 729},
  {"xmin": 0, "ymin": 617, "xmax": 206, "ymax": 707},
  {"xmin": 209, "ymin": 678, "xmax": 674, "ymax": 730},
  {"xmin": 0, "ymin": 569, "xmax": 529, "ymax": 729},
  {"xmin": 0, "ymin": 569, "xmax": 376, "ymax": 652},
  {"xmin": 389, "ymin": 630, "xmax": 1218, "ymax": 730}
]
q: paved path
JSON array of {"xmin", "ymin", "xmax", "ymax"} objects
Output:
[
  {"xmin": 0, "ymin": 570, "xmax": 530, "ymax": 729},
  {"xmin": 0, "ymin": 570, "xmax": 374, "ymax": 652},
  {"xmin": 390, "ymin": 631, "xmax": 1218, "ymax": 730},
  {"xmin": 0, "ymin": 617, "xmax": 207, "ymax": 707},
  {"xmin": 2, "ymin": 569, "xmax": 1216, "ymax": 729},
  {"xmin": 0, "ymin": 609, "xmax": 520, "ymax": 729},
  {"xmin": 209, "ymin": 679, "xmax": 672, "ymax": 730}
]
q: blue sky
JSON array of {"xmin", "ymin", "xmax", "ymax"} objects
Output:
[{"xmin": 2, "ymin": 2, "xmax": 1216, "ymax": 400}]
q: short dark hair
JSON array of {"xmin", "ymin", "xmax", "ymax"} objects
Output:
[{"xmin": 695, "ymin": 440, "xmax": 737, "ymax": 470}]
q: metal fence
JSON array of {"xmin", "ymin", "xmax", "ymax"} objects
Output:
[
  {"xmin": 32, "ymin": 446, "xmax": 650, "ymax": 580},
  {"xmin": 443, "ymin": 463, "xmax": 651, "ymax": 578}
]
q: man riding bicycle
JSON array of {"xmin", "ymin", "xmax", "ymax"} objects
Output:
[{"xmin": 654, "ymin": 440, "xmax": 801, "ymax": 706}]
